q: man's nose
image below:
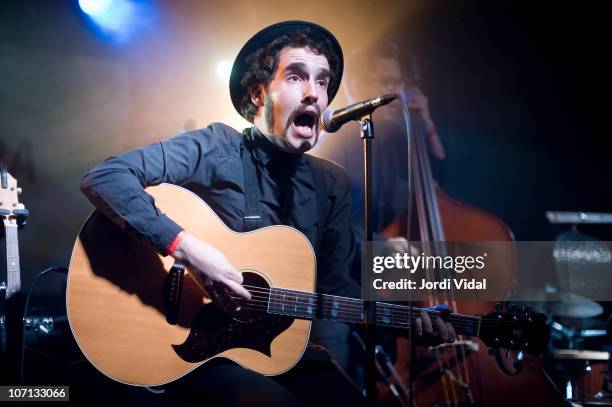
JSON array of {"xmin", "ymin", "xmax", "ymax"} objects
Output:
[{"xmin": 302, "ymin": 80, "xmax": 318, "ymax": 104}]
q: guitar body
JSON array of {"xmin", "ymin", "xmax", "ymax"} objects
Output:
[{"xmin": 67, "ymin": 183, "xmax": 316, "ymax": 386}]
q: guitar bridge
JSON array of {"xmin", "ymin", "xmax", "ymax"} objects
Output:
[{"xmin": 164, "ymin": 262, "xmax": 185, "ymax": 325}]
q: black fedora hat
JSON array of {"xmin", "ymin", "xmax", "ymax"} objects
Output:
[{"xmin": 229, "ymin": 20, "xmax": 344, "ymax": 120}]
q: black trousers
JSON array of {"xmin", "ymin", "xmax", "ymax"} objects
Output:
[{"xmin": 165, "ymin": 352, "xmax": 365, "ymax": 406}]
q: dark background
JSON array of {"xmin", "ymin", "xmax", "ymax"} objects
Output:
[
  {"xmin": 0, "ymin": 0, "xmax": 611, "ymax": 398},
  {"xmin": 397, "ymin": 2, "xmax": 611, "ymax": 240}
]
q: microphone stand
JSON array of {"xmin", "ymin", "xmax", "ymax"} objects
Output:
[
  {"xmin": 326, "ymin": 93, "xmax": 396, "ymax": 405},
  {"xmin": 360, "ymin": 115, "xmax": 378, "ymax": 405}
]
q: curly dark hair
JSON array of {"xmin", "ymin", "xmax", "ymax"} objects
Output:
[{"xmin": 239, "ymin": 28, "xmax": 341, "ymax": 123}]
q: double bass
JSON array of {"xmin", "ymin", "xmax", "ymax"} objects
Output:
[{"xmin": 379, "ymin": 96, "xmax": 564, "ymax": 406}]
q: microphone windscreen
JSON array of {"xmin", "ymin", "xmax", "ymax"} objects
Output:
[{"xmin": 320, "ymin": 109, "xmax": 337, "ymax": 133}]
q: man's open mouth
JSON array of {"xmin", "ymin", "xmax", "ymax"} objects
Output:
[{"xmin": 292, "ymin": 110, "xmax": 317, "ymax": 139}]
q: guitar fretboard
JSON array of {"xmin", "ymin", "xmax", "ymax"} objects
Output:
[
  {"xmin": 2, "ymin": 221, "xmax": 21, "ymax": 300},
  {"xmin": 266, "ymin": 287, "xmax": 480, "ymax": 337}
]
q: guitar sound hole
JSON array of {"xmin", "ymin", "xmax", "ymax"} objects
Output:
[{"xmin": 232, "ymin": 271, "xmax": 270, "ymax": 323}]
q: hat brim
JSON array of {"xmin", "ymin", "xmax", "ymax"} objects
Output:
[{"xmin": 229, "ymin": 20, "xmax": 343, "ymax": 120}]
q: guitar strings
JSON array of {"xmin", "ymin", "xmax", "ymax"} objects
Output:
[
  {"xmin": 238, "ymin": 285, "xmax": 519, "ymax": 327},
  {"xmin": 187, "ymin": 282, "xmax": 466, "ymax": 318},
  {"xmin": 182, "ymin": 283, "xmax": 524, "ymax": 328},
  {"xmin": 223, "ymin": 292, "xmax": 507, "ymax": 332},
  {"xmin": 235, "ymin": 303, "xmax": 500, "ymax": 338}
]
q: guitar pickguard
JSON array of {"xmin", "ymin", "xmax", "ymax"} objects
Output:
[
  {"xmin": 172, "ymin": 304, "xmax": 293, "ymax": 362},
  {"xmin": 172, "ymin": 272, "xmax": 294, "ymax": 362}
]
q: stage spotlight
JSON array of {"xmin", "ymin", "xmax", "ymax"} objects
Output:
[
  {"xmin": 78, "ymin": 0, "xmax": 153, "ymax": 42},
  {"xmin": 216, "ymin": 61, "xmax": 232, "ymax": 82},
  {"xmin": 78, "ymin": 0, "xmax": 113, "ymax": 17}
]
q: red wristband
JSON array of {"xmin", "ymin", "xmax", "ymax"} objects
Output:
[{"xmin": 167, "ymin": 231, "xmax": 185, "ymax": 256}]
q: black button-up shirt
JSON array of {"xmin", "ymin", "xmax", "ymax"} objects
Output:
[{"xmin": 80, "ymin": 122, "xmax": 359, "ymax": 298}]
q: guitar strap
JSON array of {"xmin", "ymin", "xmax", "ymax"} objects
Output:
[
  {"xmin": 240, "ymin": 128, "xmax": 331, "ymax": 251},
  {"xmin": 240, "ymin": 129, "xmax": 262, "ymax": 232}
]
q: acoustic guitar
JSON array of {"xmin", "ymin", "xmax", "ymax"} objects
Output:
[{"xmin": 67, "ymin": 183, "xmax": 548, "ymax": 387}]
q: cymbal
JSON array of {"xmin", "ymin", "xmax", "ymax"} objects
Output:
[
  {"xmin": 546, "ymin": 211, "xmax": 612, "ymax": 224},
  {"xmin": 550, "ymin": 293, "xmax": 603, "ymax": 318},
  {"xmin": 507, "ymin": 288, "xmax": 603, "ymax": 318}
]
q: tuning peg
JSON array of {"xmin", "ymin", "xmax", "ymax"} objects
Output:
[
  {"xmin": 507, "ymin": 304, "xmax": 517, "ymax": 314},
  {"xmin": 494, "ymin": 303, "xmax": 502, "ymax": 312},
  {"xmin": 17, "ymin": 188, "xmax": 22, "ymax": 194},
  {"xmin": 517, "ymin": 351, "xmax": 524, "ymax": 361}
]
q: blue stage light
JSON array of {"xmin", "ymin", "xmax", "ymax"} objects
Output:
[
  {"xmin": 78, "ymin": 0, "xmax": 113, "ymax": 17},
  {"xmin": 78, "ymin": 0, "xmax": 152, "ymax": 42}
]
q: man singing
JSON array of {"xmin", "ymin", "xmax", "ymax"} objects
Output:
[{"xmin": 80, "ymin": 21, "xmax": 454, "ymax": 405}]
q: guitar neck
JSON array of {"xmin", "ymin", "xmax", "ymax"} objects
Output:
[
  {"xmin": 2, "ymin": 220, "xmax": 21, "ymax": 300},
  {"xmin": 266, "ymin": 287, "xmax": 481, "ymax": 337},
  {"xmin": 1, "ymin": 218, "xmax": 23, "ymax": 384}
]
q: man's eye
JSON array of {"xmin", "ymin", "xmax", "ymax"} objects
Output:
[
  {"xmin": 287, "ymin": 75, "xmax": 301, "ymax": 82},
  {"xmin": 317, "ymin": 80, "xmax": 328, "ymax": 87}
]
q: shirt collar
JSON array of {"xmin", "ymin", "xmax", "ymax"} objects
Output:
[{"xmin": 246, "ymin": 126, "xmax": 308, "ymax": 168}]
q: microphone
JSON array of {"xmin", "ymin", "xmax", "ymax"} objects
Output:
[{"xmin": 320, "ymin": 93, "xmax": 397, "ymax": 133}]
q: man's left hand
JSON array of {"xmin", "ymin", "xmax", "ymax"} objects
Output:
[{"xmin": 414, "ymin": 310, "xmax": 457, "ymax": 346}]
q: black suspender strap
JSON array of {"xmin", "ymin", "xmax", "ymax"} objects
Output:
[
  {"xmin": 307, "ymin": 155, "xmax": 331, "ymax": 251},
  {"xmin": 241, "ymin": 130, "xmax": 261, "ymax": 232},
  {"xmin": 240, "ymin": 128, "xmax": 332, "ymax": 248}
]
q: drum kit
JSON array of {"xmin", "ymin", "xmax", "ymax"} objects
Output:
[{"xmin": 541, "ymin": 211, "xmax": 612, "ymax": 406}]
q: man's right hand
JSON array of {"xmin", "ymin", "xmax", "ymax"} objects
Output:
[{"xmin": 171, "ymin": 232, "xmax": 251, "ymax": 312}]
